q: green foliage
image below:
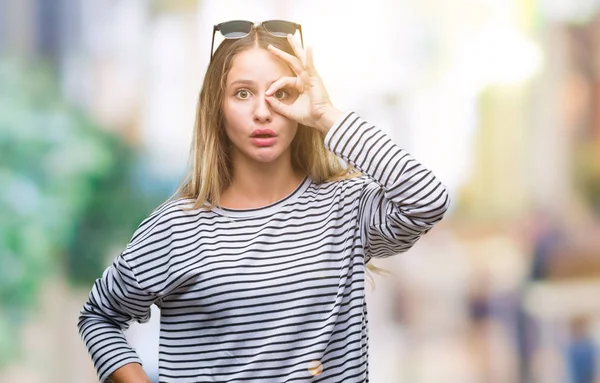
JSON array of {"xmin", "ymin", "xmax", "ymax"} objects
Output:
[
  {"xmin": 66, "ymin": 145, "xmax": 167, "ymax": 286},
  {"xmin": 0, "ymin": 57, "xmax": 167, "ymax": 367}
]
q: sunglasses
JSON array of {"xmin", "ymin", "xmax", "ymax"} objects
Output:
[{"xmin": 210, "ymin": 20, "xmax": 303, "ymax": 61}]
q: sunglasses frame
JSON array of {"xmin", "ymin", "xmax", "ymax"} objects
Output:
[{"xmin": 210, "ymin": 19, "xmax": 304, "ymax": 62}]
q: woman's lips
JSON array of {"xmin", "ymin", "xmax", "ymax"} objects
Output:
[
  {"xmin": 251, "ymin": 137, "xmax": 277, "ymax": 147},
  {"xmin": 250, "ymin": 129, "xmax": 277, "ymax": 147}
]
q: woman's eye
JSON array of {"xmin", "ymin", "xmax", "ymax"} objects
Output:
[
  {"xmin": 274, "ymin": 89, "xmax": 287, "ymax": 100},
  {"xmin": 235, "ymin": 89, "xmax": 251, "ymax": 99}
]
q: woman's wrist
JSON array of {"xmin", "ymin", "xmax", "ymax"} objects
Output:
[{"xmin": 314, "ymin": 107, "xmax": 344, "ymax": 134}]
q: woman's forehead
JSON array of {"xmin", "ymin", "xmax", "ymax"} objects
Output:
[{"xmin": 227, "ymin": 48, "xmax": 294, "ymax": 85}]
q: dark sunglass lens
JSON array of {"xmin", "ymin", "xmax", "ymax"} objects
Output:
[
  {"xmin": 263, "ymin": 20, "xmax": 296, "ymax": 37},
  {"xmin": 220, "ymin": 20, "xmax": 252, "ymax": 38}
]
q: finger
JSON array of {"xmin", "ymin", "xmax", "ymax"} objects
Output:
[
  {"xmin": 287, "ymin": 34, "xmax": 306, "ymax": 66},
  {"xmin": 266, "ymin": 76, "xmax": 303, "ymax": 96},
  {"xmin": 265, "ymin": 96, "xmax": 294, "ymax": 118},
  {"xmin": 267, "ymin": 44, "xmax": 304, "ymax": 75},
  {"xmin": 305, "ymin": 46, "xmax": 317, "ymax": 76}
]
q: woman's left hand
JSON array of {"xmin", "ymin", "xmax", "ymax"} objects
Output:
[{"xmin": 265, "ymin": 35, "xmax": 343, "ymax": 133}]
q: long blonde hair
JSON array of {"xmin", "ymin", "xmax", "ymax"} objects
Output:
[{"xmin": 176, "ymin": 26, "xmax": 356, "ymax": 209}]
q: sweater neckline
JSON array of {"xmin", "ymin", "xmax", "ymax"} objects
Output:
[{"xmin": 210, "ymin": 176, "xmax": 312, "ymax": 218}]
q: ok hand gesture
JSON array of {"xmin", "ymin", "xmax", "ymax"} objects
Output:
[{"xmin": 265, "ymin": 35, "xmax": 342, "ymax": 133}]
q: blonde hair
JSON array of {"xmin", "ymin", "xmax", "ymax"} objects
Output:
[{"xmin": 175, "ymin": 26, "xmax": 356, "ymax": 209}]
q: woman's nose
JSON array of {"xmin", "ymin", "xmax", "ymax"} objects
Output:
[{"xmin": 253, "ymin": 95, "xmax": 273, "ymax": 123}]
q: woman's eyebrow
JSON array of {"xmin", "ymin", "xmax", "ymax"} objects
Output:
[
  {"xmin": 228, "ymin": 78, "xmax": 282, "ymax": 88},
  {"xmin": 228, "ymin": 79, "xmax": 256, "ymax": 87}
]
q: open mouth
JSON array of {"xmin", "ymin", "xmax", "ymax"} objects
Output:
[
  {"xmin": 250, "ymin": 130, "xmax": 277, "ymax": 147},
  {"xmin": 251, "ymin": 129, "xmax": 276, "ymax": 138}
]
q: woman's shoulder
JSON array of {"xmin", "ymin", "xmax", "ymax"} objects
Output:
[
  {"xmin": 309, "ymin": 173, "xmax": 372, "ymax": 197},
  {"xmin": 149, "ymin": 197, "xmax": 197, "ymax": 220},
  {"xmin": 317, "ymin": 173, "xmax": 369, "ymax": 188},
  {"xmin": 126, "ymin": 197, "xmax": 201, "ymax": 248},
  {"xmin": 145, "ymin": 197, "xmax": 197, "ymax": 225}
]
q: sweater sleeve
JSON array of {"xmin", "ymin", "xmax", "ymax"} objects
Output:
[
  {"xmin": 324, "ymin": 111, "xmax": 450, "ymax": 262},
  {"xmin": 77, "ymin": 207, "xmax": 172, "ymax": 382}
]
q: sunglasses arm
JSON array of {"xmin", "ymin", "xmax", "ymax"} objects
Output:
[
  {"xmin": 298, "ymin": 25, "xmax": 304, "ymax": 48},
  {"xmin": 210, "ymin": 27, "xmax": 218, "ymax": 62}
]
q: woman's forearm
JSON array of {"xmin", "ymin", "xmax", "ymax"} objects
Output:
[{"xmin": 108, "ymin": 363, "xmax": 152, "ymax": 383}]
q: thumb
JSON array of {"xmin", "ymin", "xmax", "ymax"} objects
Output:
[{"xmin": 265, "ymin": 96, "xmax": 294, "ymax": 119}]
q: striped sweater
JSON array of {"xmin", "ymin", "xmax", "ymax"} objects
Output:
[{"xmin": 78, "ymin": 112, "xmax": 450, "ymax": 382}]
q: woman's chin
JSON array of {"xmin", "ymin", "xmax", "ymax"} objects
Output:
[
  {"xmin": 253, "ymin": 154, "xmax": 282, "ymax": 163},
  {"xmin": 237, "ymin": 148, "xmax": 275, "ymax": 163},
  {"xmin": 233, "ymin": 144, "xmax": 291, "ymax": 165}
]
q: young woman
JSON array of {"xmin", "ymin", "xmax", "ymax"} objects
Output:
[{"xmin": 78, "ymin": 20, "xmax": 450, "ymax": 383}]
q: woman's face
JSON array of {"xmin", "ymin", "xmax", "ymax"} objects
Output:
[{"xmin": 222, "ymin": 47, "xmax": 299, "ymax": 167}]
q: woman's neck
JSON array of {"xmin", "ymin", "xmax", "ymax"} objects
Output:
[{"xmin": 220, "ymin": 159, "xmax": 305, "ymax": 209}]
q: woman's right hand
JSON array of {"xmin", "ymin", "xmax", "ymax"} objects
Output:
[{"xmin": 265, "ymin": 34, "xmax": 343, "ymax": 134}]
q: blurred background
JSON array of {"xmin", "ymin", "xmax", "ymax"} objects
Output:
[{"xmin": 1, "ymin": 0, "xmax": 600, "ymax": 382}]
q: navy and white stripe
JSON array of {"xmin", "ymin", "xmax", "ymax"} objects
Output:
[{"xmin": 78, "ymin": 112, "xmax": 450, "ymax": 382}]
